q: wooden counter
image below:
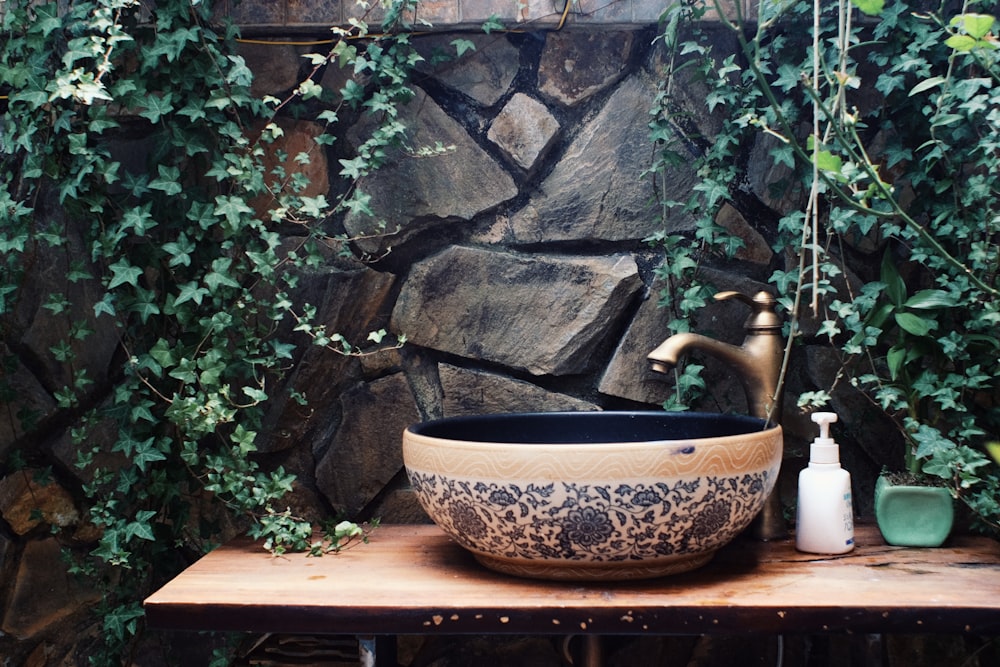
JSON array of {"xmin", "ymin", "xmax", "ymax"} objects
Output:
[{"xmin": 145, "ymin": 523, "xmax": 1000, "ymax": 639}]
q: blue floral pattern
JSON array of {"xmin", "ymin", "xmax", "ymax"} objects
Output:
[{"xmin": 407, "ymin": 470, "xmax": 770, "ymax": 563}]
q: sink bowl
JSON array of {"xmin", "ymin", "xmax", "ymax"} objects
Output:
[{"xmin": 403, "ymin": 411, "xmax": 782, "ymax": 581}]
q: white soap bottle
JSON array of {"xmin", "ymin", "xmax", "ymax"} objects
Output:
[{"xmin": 796, "ymin": 412, "xmax": 855, "ymax": 554}]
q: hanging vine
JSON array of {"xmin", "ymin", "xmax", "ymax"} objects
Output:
[
  {"xmin": 1, "ymin": 0, "xmax": 429, "ymax": 661},
  {"xmin": 654, "ymin": 0, "xmax": 1000, "ymax": 531}
]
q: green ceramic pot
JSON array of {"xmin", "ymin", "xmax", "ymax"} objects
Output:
[{"xmin": 874, "ymin": 474, "xmax": 954, "ymax": 547}]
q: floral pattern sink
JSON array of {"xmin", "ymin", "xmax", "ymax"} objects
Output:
[{"xmin": 403, "ymin": 411, "xmax": 782, "ymax": 581}]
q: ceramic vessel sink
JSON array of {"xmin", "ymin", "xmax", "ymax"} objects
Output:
[{"xmin": 403, "ymin": 411, "xmax": 782, "ymax": 581}]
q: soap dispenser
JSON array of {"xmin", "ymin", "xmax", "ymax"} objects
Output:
[{"xmin": 796, "ymin": 412, "xmax": 855, "ymax": 554}]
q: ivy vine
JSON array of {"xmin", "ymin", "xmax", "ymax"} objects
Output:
[
  {"xmin": 1, "ymin": 0, "xmax": 428, "ymax": 662},
  {"xmin": 653, "ymin": 0, "xmax": 1000, "ymax": 532}
]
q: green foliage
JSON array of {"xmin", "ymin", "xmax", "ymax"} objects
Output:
[
  {"xmin": 644, "ymin": 0, "xmax": 753, "ymax": 409},
  {"xmin": 657, "ymin": 0, "xmax": 1000, "ymax": 533},
  {"xmin": 1, "ymin": 0, "xmax": 419, "ymax": 661}
]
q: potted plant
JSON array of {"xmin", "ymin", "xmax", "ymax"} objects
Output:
[
  {"xmin": 651, "ymin": 0, "xmax": 1000, "ymax": 542},
  {"xmin": 862, "ymin": 251, "xmax": 961, "ymax": 546},
  {"xmin": 874, "ymin": 472, "xmax": 955, "ymax": 546}
]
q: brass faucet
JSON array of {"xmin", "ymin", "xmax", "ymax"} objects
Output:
[{"xmin": 647, "ymin": 290, "xmax": 786, "ymax": 539}]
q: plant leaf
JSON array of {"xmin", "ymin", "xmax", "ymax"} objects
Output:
[
  {"xmin": 880, "ymin": 252, "xmax": 907, "ymax": 308},
  {"xmin": 904, "ymin": 289, "xmax": 958, "ymax": 309},
  {"xmin": 909, "ymin": 76, "xmax": 946, "ymax": 96},
  {"xmin": 945, "ymin": 34, "xmax": 978, "ymax": 52},
  {"xmin": 814, "ymin": 149, "xmax": 844, "ymax": 175},
  {"xmin": 895, "ymin": 312, "xmax": 933, "ymax": 337},
  {"xmin": 953, "ymin": 13, "xmax": 995, "ymax": 40},
  {"xmin": 850, "ymin": 0, "xmax": 883, "ymax": 17},
  {"xmin": 887, "ymin": 345, "xmax": 907, "ymax": 381}
]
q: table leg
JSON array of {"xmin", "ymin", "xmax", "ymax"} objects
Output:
[
  {"xmin": 580, "ymin": 635, "xmax": 604, "ymax": 667},
  {"xmin": 358, "ymin": 635, "xmax": 397, "ymax": 667},
  {"xmin": 562, "ymin": 635, "xmax": 605, "ymax": 666}
]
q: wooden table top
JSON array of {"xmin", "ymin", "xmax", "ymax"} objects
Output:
[{"xmin": 144, "ymin": 523, "xmax": 1000, "ymax": 637}]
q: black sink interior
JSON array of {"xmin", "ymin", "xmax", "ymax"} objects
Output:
[{"xmin": 408, "ymin": 411, "xmax": 771, "ymax": 444}]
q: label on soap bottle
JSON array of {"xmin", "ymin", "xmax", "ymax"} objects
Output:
[{"xmin": 843, "ymin": 492, "xmax": 854, "ymax": 546}]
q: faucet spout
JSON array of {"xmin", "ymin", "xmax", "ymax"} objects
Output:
[
  {"xmin": 647, "ymin": 331, "xmax": 782, "ymax": 424},
  {"xmin": 647, "ymin": 290, "xmax": 787, "ymax": 540},
  {"xmin": 647, "ymin": 290, "xmax": 784, "ymax": 425}
]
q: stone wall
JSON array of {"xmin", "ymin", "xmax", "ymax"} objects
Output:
[
  {"xmin": 215, "ymin": 0, "xmax": 755, "ymax": 31},
  {"xmin": 0, "ymin": 15, "xmax": 912, "ymax": 667}
]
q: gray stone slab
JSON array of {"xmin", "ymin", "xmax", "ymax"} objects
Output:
[{"xmin": 391, "ymin": 245, "xmax": 642, "ymax": 375}]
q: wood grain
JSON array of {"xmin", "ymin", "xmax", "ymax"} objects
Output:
[{"xmin": 144, "ymin": 523, "xmax": 1000, "ymax": 636}]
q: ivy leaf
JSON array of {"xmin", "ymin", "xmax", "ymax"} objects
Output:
[
  {"xmin": 129, "ymin": 287, "xmax": 161, "ymax": 323},
  {"xmin": 271, "ymin": 340, "xmax": 296, "ymax": 360},
  {"xmin": 186, "ymin": 201, "xmax": 217, "ymax": 229},
  {"xmin": 911, "ymin": 423, "xmax": 957, "ymax": 460},
  {"xmin": 88, "ymin": 116, "xmax": 120, "ymax": 134},
  {"xmin": 774, "ymin": 63, "xmax": 803, "ymax": 92},
  {"xmin": 205, "ymin": 258, "xmax": 241, "ymax": 290},
  {"xmin": 139, "ymin": 93, "xmax": 174, "ymax": 124},
  {"xmin": 93, "ymin": 293, "xmax": 117, "ymax": 318},
  {"xmin": 173, "ymin": 281, "xmax": 209, "ymax": 307},
  {"xmin": 125, "ymin": 510, "xmax": 158, "ymax": 540},
  {"xmin": 168, "ymin": 358, "xmax": 198, "ymax": 384},
  {"xmin": 214, "ymin": 195, "xmax": 254, "ymax": 226},
  {"xmin": 147, "ymin": 27, "xmax": 199, "ymax": 63},
  {"xmin": 339, "ymin": 156, "xmax": 368, "ymax": 180},
  {"xmin": 302, "ymin": 52, "xmax": 329, "ymax": 66},
  {"xmin": 149, "ymin": 339, "xmax": 177, "ymax": 369},
  {"xmin": 177, "ymin": 99, "xmax": 207, "ymax": 122},
  {"xmin": 226, "ymin": 54, "xmax": 254, "ymax": 86},
  {"xmin": 343, "ymin": 191, "xmax": 373, "ymax": 217},
  {"xmin": 317, "ymin": 109, "xmax": 339, "ymax": 124},
  {"xmin": 121, "ymin": 170, "xmax": 150, "ymax": 197},
  {"xmin": 149, "ymin": 165, "xmax": 182, "ymax": 195},
  {"xmin": 243, "ymin": 386, "xmax": 268, "ymax": 403},
  {"xmin": 163, "ymin": 233, "xmax": 195, "ymax": 267},
  {"xmin": 452, "ymin": 38, "xmax": 476, "ymax": 57},
  {"xmin": 205, "ymin": 91, "xmax": 235, "ymax": 110},
  {"xmin": 107, "ymin": 259, "xmax": 144, "ymax": 290},
  {"xmin": 102, "ymin": 604, "xmax": 145, "ymax": 642},
  {"xmin": 32, "ymin": 4, "xmax": 64, "ymax": 36},
  {"xmin": 10, "ymin": 87, "xmax": 50, "ymax": 109},
  {"xmin": 341, "ymin": 79, "xmax": 366, "ymax": 106},
  {"xmin": 231, "ymin": 425, "xmax": 258, "ymax": 455},
  {"xmin": 198, "ymin": 354, "xmax": 226, "ymax": 387},
  {"xmin": 482, "ymin": 14, "xmax": 506, "ymax": 34},
  {"xmin": 296, "ymin": 78, "xmax": 323, "ymax": 101}
]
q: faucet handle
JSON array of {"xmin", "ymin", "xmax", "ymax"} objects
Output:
[{"xmin": 714, "ymin": 290, "xmax": 782, "ymax": 332}]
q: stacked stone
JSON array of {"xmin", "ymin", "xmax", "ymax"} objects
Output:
[{"xmin": 0, "ymin": 20, "xmax": 898, "ymax": 664}]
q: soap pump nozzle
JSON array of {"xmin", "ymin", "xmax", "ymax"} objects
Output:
[{"xmin": 809, "ymin": 412, "xmax": 839, "ymax": 464}]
